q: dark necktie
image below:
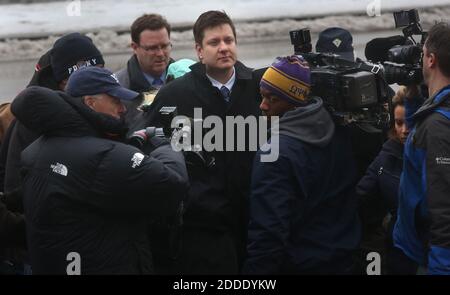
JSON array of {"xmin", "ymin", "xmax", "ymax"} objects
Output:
[
  {"xmin": 220, "ymin": 86, "xmax": 231, "ymax": 103},
  {"xmin": 152, "ymin": 77, "xmax": 164, "ymax": 89}
]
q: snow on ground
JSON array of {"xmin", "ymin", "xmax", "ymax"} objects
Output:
[
  {"xmin": 1, "ymin": 5, "xmax": 449, "ymax": 62},
  {"xmin": 1, "ymin": 0, "xmax": 450, "ymax": 39},
  {"xmin": 1, "ymin": 0, "xmax": 449, "ymax": 99}
]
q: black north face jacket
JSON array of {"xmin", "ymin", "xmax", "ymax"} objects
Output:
[{"xmin": 11, "ymin": 87, "xmax": 188, "ymax": 274}]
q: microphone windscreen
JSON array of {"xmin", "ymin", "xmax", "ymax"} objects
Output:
[{"xmin": 365, "ymin": 35, "xmax": 407, "ymax": 62}]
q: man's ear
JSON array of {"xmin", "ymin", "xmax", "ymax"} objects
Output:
[
  {"xmin": 83, "ymin": 95, "xmax": 96, "ymax": 109},
  {"xmin": 195, "ymin": 43, "xmax": 203, "ymax": 62},
  {"xmin": 131, "ymin": 41, "xmax": 139, "ymax": 53},
  {"xmin": 429, "ymin": 52, "xmax": 437, "ymax": 68},
  {"xmin": 58, "ymin": 79, "xmax": 68, "ymax": 91}
]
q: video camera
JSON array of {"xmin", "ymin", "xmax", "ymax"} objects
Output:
[
  {"xmin": 128, "ymin": 107, "xmax": 215, "ymax": 169},
  {"xmin": 287, "ymin": 9, "xmax": 428, "ymax": 129},
  {"xmin": 289, "ymin": 29, "xmax": 390, "ymax": 130},
  {"xmin": 365, "ymin": 9, "xmax": 426, "ymax": 85},
  {"xmin": 128, "ymin": 107, "xmax": 177, "ymax": 147}
]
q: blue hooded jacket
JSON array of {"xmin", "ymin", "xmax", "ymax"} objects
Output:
[
  {"xmin": 243, "ymin": 97, "xmax": 361, "ymax": 274},
  {"xmin": 394, "ymin": 85, "xmax": 450, "ymax": 275}
]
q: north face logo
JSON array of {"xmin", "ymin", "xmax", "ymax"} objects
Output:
[
  {"xmin": 51, "ymin": 163, "xmax": 68, "ymax": 176},
  {"xmin": 131, "ymin": 153, "xmax": 145, "ymax": 168}
]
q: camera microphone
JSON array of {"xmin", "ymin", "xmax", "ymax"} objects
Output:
[{"xmin": 365, "ymin": 35, "xmax": 407, "ymax": 62}]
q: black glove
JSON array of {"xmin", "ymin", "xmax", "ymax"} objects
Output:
[{"xmin": 128, "ymin": 127, "xmax": 169, "ymax": 154}]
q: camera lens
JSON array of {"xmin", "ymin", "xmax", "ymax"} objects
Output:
[
  {"xmin": 388, "ymin": 45, "xmax": 422, "ymax": 64},
  {"xmin": 383, "ymin": 64, "xmax": 422, "ymax": 85}
]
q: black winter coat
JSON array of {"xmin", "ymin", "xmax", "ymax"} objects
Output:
[
  {"xmin": 11, "ymin": 87, "xmax": 189, "ymax": 274},
  {"xmin": 244, "ymin": 103, "xmax": 360, "ymax": 274},
  {"xmin": 0, "ymin": 200, "xmax": 25, "ymax": 249},
  {"xmin": 0, "ymin": 50, "xmax": 58, "ymax": 260},
  {"xmin": 140, "ymin": 61, "xmax": 263, "ymax": 237},
  {"xmin": 357, "ymin": 139, "xmax": 403, "ymax": 218},
  {"xmin": 1, "ymin": 49, "xmax": 61, "ymax": 197},
  {"xmin": 356, "ymin": 138, "xmax": 404, "ymax": 246}
]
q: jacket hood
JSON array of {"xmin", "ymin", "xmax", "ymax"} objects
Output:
[
  {"xmin": 27, "ymin": 50, "xmax": 60, "ymax": 90},
  {"xmin": 272, "ymin": 96, "xmax": 335, "ymax": 148},
  {"xmin": 11, "ymin": 86, "xmax": 128, "ymax": 138}
]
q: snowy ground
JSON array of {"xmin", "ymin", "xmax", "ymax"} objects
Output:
[
  {"xmin": 0, "ymin": 29, "xmax": 399, "ymax": 101},
  {"xmin": 1, "ymin": 0, "xmax": 450, "ymax": 39},
  {"xmin": 1, "ymin": 0, "xmax": 449, "ymax": 100},
  {"xmin": 2, "ymin": 5, "xmax": 450, "ymax": 63}
]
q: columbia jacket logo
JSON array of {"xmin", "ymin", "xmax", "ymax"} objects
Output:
[
  {"xmin": 131, "ymin": 153, "xmax": 145, "ymax": 168},
  {"xmin": 50, "ymin": 163, "xmax": 68, "ymax": 176},
  {"xmin": 436, "ymin": 157, "xmax": 450, "ymax": 165}
]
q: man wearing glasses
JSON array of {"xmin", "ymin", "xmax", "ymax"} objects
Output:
[{"xmin": 116, "ymin": 14, "xmax": 174, "ymax": 128}]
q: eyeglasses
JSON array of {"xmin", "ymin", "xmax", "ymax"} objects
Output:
[{"xmin": 137, "ymin": 42, "xmax": 172, "ymax": 53}]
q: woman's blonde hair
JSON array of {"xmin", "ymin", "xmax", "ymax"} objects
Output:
[{"xmin": 392, "ymin": 86, "xmax": 407, "ymax": 107}]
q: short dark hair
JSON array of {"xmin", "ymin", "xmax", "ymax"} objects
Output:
[
  {"xmin": 131, "ymin": 14, "xmax": 171, "ymax": 44},
  {"xmin": 425, "ymin": 22, "xmax": 450, "ymax": 77},
  {"xmin": 193, "ymin": 10, "xmax": 236, "ymax": 45}
]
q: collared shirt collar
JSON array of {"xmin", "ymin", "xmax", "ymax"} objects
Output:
[{"xmin": 206, "ymin": 67, "xmax": 236, "ymax": 93}]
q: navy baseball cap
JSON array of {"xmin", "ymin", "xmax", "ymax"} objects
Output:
[
  {"xmin": 66, "ymin": 67, "xmax": 139, "ymax": 100},
  {"xmin": 316, "ymin": 27, "xmax": 355, "ymax": 61}
]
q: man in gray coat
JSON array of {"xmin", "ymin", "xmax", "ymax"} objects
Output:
[{"xmin": 115, "ymin": 13, "xmax": 175, "ymax": 130}]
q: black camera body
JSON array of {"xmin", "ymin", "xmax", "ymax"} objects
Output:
[
  {"xmin": 367, "ymin": 9, "xmax": 426, "ymax": 85},
  {"xmin": 310, "ymin": 67, "xmax": 379, "ymax": 110},
  {"xmin": 289, "ymin": 28, "xmax": 389, "ymax": 129},
  {"xmin": 128, "ymin": 106, "xmax": 177, "ymax": 149},
  {"xmin": 128, "ymin": 107, "xmax": 215, "ymax": 169},
  {"xmin": 287, "ymin": 10, "xmax": 429, "ymax": 128},
  {"xmin": 393, "ymin": 9, "xmax": 424, "ymax": 37},
  {"xmin": 290, "ymin": 28, "xmax": 312, "ymax": 54}
]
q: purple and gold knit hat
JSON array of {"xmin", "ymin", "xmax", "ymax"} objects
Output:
[{"xmin": 260, "ymin": 55, "xmax": 311, "ymax": 105}]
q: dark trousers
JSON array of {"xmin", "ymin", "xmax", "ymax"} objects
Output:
[
  {"xmin": 174, "ymin": 227, "xmax": 239, "ymax": 275},
  {"xmin": 386, "ymin": 246, "xmax": 418, "ymax": 275},
  {"xmin": 283, "ymin": 254, "xmax": 357, "ymax": 275}
]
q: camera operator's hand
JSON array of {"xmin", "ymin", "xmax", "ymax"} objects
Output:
[{"xmin": 128, "ymin": 127, "xmax": 170, "ymax": 154}]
